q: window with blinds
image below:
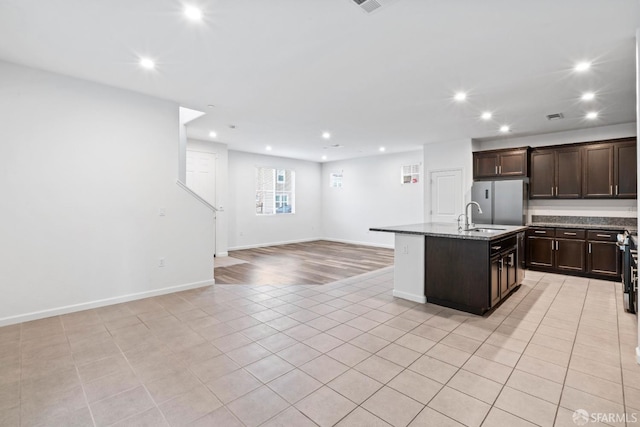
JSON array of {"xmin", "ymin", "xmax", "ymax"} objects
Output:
[{"xmin": 256, "ymin": 167, "xmax": 295, "ymax": 215}]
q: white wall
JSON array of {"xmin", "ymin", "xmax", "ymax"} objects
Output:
[
  {"xmin": 423, "ymin": 139, "xmax": 474, "ymax": 223},
  {"xmin": 227, "ymin": 151, "xmax": 322, "ymax": 249},
  {"xmin": 321, "ymin": 151, "xmax": 424, "ymax": 248},
  {"xmin": 476, "ymin": 122, "xmax": 636, "ymax": 151},
  {"xmin": 187, "ymin": 139, "xmax": 229, "ymax": 256},
  {"xmin": 474, "ymin": 123, "xmax": 638, "ymax": 221},
  {"xmin": 0, "ymin": 60, "xmax": 215, "ymax": 326}
]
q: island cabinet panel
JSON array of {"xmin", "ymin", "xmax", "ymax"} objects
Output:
[
  {"xmin": 614, "ymin": 140, "xmax": 637, "ymax": 198},
  {"xmin": 425, "ymin": 233, "xmax": 521, "ymax": 315},
  {"xmin": 582, "ymin": 144, "xmax": 614, "ymax": 198},
  {"xmin": 490, "ymin": 258, "xmax": 500, "ymax": 308},
  {"xmin": 425, "ymin": 237, "xmax": 490, "ymax": 314}
]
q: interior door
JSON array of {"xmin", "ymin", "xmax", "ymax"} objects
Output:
[{"xmin": 429, "ymin": 169, "xmax": 463, "ymax": 223}]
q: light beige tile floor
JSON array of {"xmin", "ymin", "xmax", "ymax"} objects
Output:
[{"xmin": 0, "ymin": 267, "xmax": 639, "ymax": 426}]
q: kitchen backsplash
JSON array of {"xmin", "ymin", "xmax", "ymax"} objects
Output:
[{"xmin": 531, "ymin": 215, "xmax": 637, "ymax": 227}]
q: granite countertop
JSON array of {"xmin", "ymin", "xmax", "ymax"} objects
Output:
[
  {"xmin": 528, "ymin": 222, "xmax": 637, "ymax": 233},
  {"xmin": 369, "ymin": 223, "xmax": 527, "ymax": 241}
]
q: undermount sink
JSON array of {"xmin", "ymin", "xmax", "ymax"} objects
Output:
[{"xmin": 467, "ymin": 227, "xmax": 506, "ymax": 233}]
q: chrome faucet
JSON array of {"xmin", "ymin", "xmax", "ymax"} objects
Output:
[{"xmin": 462, "ymin": 201, "xmax": 483, "ymax": 231}]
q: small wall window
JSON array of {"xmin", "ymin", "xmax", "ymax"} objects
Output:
[
  {"xmin": 401, "ymin": 164, "xmax": 420, "ymax": 184},
  {"xmin": 256, "ymin": 167, "xmax": 295, "ymax": 215}
]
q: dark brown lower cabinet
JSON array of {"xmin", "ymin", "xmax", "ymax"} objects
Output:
[
  {"xmin": 586, "ymin": 230, "xmax": 621, "ymax": 277},
  {"xmin": 527, "ymin": 227, "xmax": 622, "ymax": 281},
  {"xmin": 526, "ymin": 236, "xmax": 554, "ymax": 268},
  {"xmin": 555, "ymin": 239, "xmax": 585, "ymax": 273}
]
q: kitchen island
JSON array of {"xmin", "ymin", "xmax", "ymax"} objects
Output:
[{"xmin": 370, "ymin": 223, "xmax": 527, "ymax": 315}]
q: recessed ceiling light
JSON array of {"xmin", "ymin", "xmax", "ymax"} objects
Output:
[
  {"xmin": 481, "ymin": 112, "xmax": 492, "ymax": 120},
  {"xmin": 322, "ymin": 131, "xmax": 331, "ymax": 139},
  {"xmin": 139, "ymin": 58, "xmax": 155, "ymax": 70},
  {"xmin": 321, "ymin": 155, "xmax": 327, "ymax": 160},
  {"xmin": 184, "ymin": 6, "xmax": 203, "ymax": 21},
  {"xmin": 266, "ymin": 146, "xmax": 272, "ymax": 151},
  {"xmin": 207, "ymin": 104, "xmax": 215, "ymax": 108},
  {"xmin": 499, "ymin": 125, "xmax": 510, "ymax": 133},
  {"xmin": 379, "ymin": 147, "xmax": 386, "ymax": 152},
  {"xmin": 209, "ymin": 131, "xmax": 217, "ymax": 138},
  {"xmin": 574, "ymin": 61, "xmax": 591, "ymax": 72},
  {"xmin": 581, "ymin": 92, "xmax": 595, "ymax": 101},
  {"xmin": 586, "ymin": 111, "xmax": 598, "ymax": 120},
  {"xmin": 454, "ymin": 92, "xmax": 467, "ymax": 101}
]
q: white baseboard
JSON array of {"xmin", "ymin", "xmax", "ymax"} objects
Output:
[
  {"xmin": 216, "ymin": 252, "xmax": 229, "ymax": 257},
  {"xmin": 321, "ymin": 238, "xmax": 394, "ymax": 249},
  {"xmin": 393, "ymin": 289, "xmax": 427, "ymax": 303},
  {"xmin": 0, "ymin": 279, "xmax": 215, "ymax": 327},
  {"xmin": 636, "ymin": 346, "xmax": 640, "ymax": 365},
  {"xmin": 228, "ymin": 237, "xmax": 321, "ymax": 251}
]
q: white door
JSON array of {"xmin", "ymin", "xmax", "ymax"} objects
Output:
[
  {"xmin": 430, "ymin": 169, "xmax": 463, "ymax": 223},
  {"xmin": 186, "ymin": 151, "xmax": 216, "ymax": 205}
]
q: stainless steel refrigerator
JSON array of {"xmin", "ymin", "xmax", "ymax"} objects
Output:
[{"xmin": 471, "ymin": 179, "xmax": 528, "ymax": 226}]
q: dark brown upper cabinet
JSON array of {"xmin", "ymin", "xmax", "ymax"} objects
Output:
[
  {"xmin": 614, "ymin": 139, "xmax": 637, "ymax": 198},
  {"xmin": 582, "ymin": 143, "xmax": 614, "ymax": 198},
  {"xmin": 529, "ymin": 150, "xmax": 554, "ymax": 198},
  {"xmin": 473, "ymin": 147, "xmax": 529, "ymax": 180},
  {"xmin": 582, "ymin": 138, "xmax": 637, "ymax": 199},
  {"xmin": 530, "ymin": 147, "xmax": 581, "ymax": 199},
  {"xmin": 530, "ymin": 137, "xmax": 636, "ymax": 200}
]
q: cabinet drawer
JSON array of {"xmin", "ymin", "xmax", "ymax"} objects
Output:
[
  {"xmin": 490, "ymin": 235, "xmax": 517, "ymax": 256},
  {"xmin": 527, "ymin": 228, "xmax": 554, "ymax": 237},
  {"xmin": 586, "ymin": 230, "xmax": 619, "ymax": 242},
  {"xmin": 555, "ymin": 228, "xmax": 585, "ymax": 239}
]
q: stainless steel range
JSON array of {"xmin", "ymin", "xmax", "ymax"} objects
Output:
[{"xmin": 618, "ymin": 232, "xmax": 638, "ymax": 314}]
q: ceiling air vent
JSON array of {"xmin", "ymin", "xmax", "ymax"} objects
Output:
[
  {"xmin": 546, "ymin": 113, "xmax": 564, "ymax": 121},
  {"xmin": 352, "ymin": 0, "xmax": 383, "ymax": 13}
]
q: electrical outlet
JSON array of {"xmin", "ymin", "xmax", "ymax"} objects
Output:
[
  {"xmin": 403, "ymin": 245, "xmax": 409, "ymax": 254},
  {"xmin": 159, "ymin": 208, "xmax": 166, "ymax": 216},
  {"xmin": 159, "ymin": 258, "xmax": 165, "ymax": 267}
]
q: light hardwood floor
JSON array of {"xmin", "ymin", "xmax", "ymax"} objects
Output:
[{"xmin": 214, "ymin": 241, "xmax": 395, "ymax": 285}]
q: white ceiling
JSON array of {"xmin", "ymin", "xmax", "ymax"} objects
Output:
[{"xmin": 0, "ymin": 0, "xmax": 638, "ymax": 162}]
